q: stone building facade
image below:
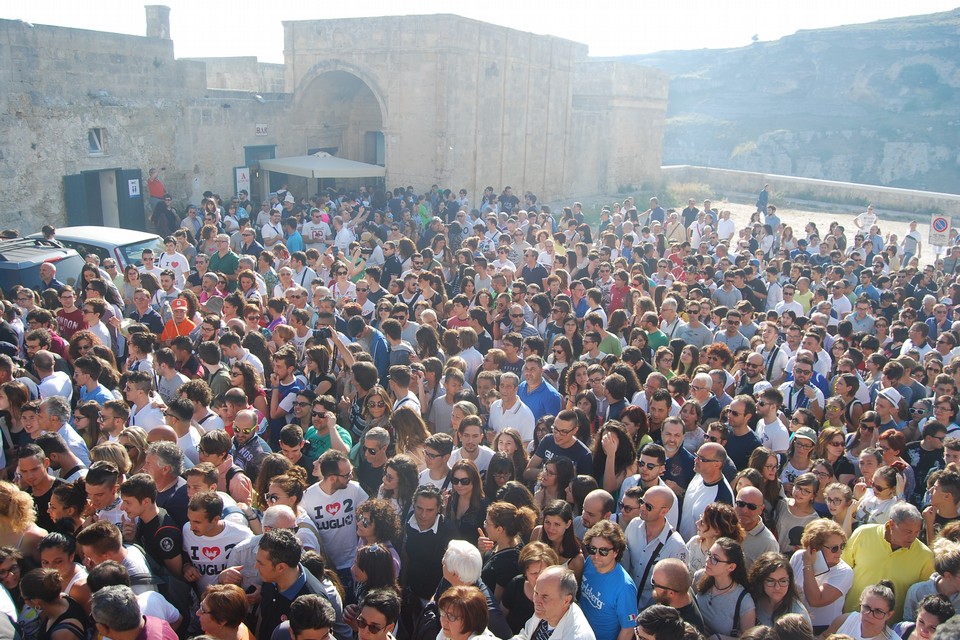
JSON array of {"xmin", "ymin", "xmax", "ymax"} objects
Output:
[{"xmin": 0, "ymin": 7, "xmax": 667, "ymax": 231}]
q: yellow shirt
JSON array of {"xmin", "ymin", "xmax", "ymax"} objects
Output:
[
  {"xmin": 793, "ymin": 290, "xmax": 814, "ymax": 314},
  {"xmin": 841, "ymin": 523, "xmax": 934, "ymax": 619}
]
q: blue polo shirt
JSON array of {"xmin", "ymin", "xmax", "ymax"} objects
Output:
[
  {"xmin": 518, "ymin": 380, "xmax": 562, "ymax": 422},
  {"xmin": 79, "ymin": 383, "xmax": 114, "ymax": 406}
]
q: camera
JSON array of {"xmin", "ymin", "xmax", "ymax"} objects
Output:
[{"xmin": 314, "ymin": 327, "xmax": 332, "ymax": 340}]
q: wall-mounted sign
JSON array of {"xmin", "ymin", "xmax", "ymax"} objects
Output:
[
  {"xmin": 255, "ymin": 124, "xmax": 268, "ymax": 136},
  {"xmin": 128, "ymin": 179, "xmax": 140, "ymax": 197}
]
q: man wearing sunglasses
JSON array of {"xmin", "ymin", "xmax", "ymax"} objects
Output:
[
  {"xmin": 619, "ymin": 444, "xmax": 680, "ymax": 530},
  {"xmin": 354, "ymin": 588, "xmax": 401, "ymax": 640},
  {"xmin": 735, "ymin": 486, "xmax": 779, "ymax": 571},
  {"xmin": 580, "ymin": 520, "xmax": 637, "ymax": 640},
  {"xmin": 679, "ymin": 443, "xmax": 734, "ymax": 541},
  {"xmin": 623, "ymin": 486, "xmax": 686, "ymax": 609}
]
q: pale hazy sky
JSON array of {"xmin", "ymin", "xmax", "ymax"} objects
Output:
[{"xmin": 2, "ymin": 0, "xmax": 957, "ymax": 62}]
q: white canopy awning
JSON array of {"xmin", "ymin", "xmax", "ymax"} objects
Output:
[{"xmin": 259, "ymin": 152, "xmax": 385, "ymax": 179}]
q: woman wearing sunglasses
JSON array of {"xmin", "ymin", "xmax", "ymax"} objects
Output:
[
  {"xmin": 693, "ymin": 537, "xmax": 755, "ymax": 640},
  {"xmin": 685, "ymin": 503, "xmax": 745, "ymax": 578},
  {"xmin": 331, "ymin": 262, "xmax": 357, "ymax": 306},
  {"xmin": 354, "ymin": 498, "xmax": 402, "ymax": 576},
  {"xmin": 789, "ymin": 519, "xmax": 853, "ymax": 635},
  {"xmin": 846, "ymin": 410, "xmax": 882, "ymax": 473},
  {"xmin": 264, "ymin": 467, "xmax": 321, "ymax": 552},
  {"xmin": 444, "ymin": 460, "xmax": 486, "ymax": 547}
]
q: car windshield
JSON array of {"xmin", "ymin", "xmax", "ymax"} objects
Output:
[{"xmin": 119, "ymin": 238, "xmax": 166, "ymax": 267}]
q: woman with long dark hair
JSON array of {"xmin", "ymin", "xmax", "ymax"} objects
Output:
[
  {"xmin": 445, "ymin": 459, "xmax": 487, "ymax": 547},
  {"xmin": 694, "ymin": 537, "xmax": 756, "ymax": 639},
  {"xmin": 492, "ymin": 429, "xmax": 528, "ymax": 480},
  {"xmin": 482, "ymin": 453, "xmax": 515, "ymax": 500},
  {"xmin": 378, "ymin": 455, "xmax": 419, "ymax": 523},
  {"xmin": 533, "ymin": 457, "xmax": 575, "ymax": 511},
  {"xmin": 590, "ymin": 423, "xmax": 636, "ymax": 495},
  {"xmin": 747, "ymin": 551, "xmax": 810, "ymax": 627},
  {"xmin": 531, "ymin": 500, "xmax": 584, "ymax": 581},
  {"xmin": 228, "ymin": 361, "xmax": 268, "ymax": 417},
  {"xmin": 351, "ymin": 543, "xmax": 399, "ymax": 604}
]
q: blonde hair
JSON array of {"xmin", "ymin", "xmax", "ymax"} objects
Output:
[
  {"xmin": 0, "ymin": 481, "xmax": 36, "ymax": 534},
  {"xmin": 91, "ymin": 442, "xmax": 132, "ymax": 475}
]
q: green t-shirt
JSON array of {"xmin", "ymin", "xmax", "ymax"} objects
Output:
[
  {"xmin": 598, "ymin": 334, "xmax": 623, "ymax": 356},
  {"xmin": 311, "ymin": 425, "xmax": 354, "ymax": 457},
  {"xmin": 647, "ymin": 330, "xmax": 669, "ymax": 350}
]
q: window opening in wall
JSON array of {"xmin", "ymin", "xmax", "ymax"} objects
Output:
[{"xmin": 88, "ymin": 128, "xmax": 107, "ymax": 156}]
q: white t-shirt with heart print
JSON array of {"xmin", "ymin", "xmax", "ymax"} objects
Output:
[
  {"xmin": 301, "ymin": 481, "xmax": 369, "ymax": 570},
  {"xmin": 181, "ymin": 520, "xmax": 250, "ymax": 591}
]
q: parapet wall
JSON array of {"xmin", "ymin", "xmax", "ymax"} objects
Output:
[{"xmin": 662, "ymin": 165, "xmax": 960, "ymax": 217}]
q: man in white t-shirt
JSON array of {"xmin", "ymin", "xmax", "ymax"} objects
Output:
[
  {"xmin": 300, "ymin": 208, "xmax": 331, "ymax": 251},
  {"xmin": 181, "ymin": 491, "xmax": 250, "ymax": 591},
  {"xmin": 157, "ymin": 238, "xmax": 190, "ymax": 287},
  {"xmin": 854, "ymin": 205, "xmax": 878, "ymax": 231},
  {"xmin": 755, "ymin": 388, "xmax": 790, "ymax": 454},
  {"xmin": 300, "ymin": 450, "xmax": 369, "ymax": 575},
  {"xmin": 448, "ymin": 417, "xmax": 494, "ymax": 474},
  {"xmin": 488, "ymin": 373, "xmax": 535, "ymax": 445},
  {"xmin": 261, "ymin": 209, "xmax": 285, "ymax": 248},
  {"xmin": 418, "ymin": 433, "xmax": 454, "ymax": 490}
]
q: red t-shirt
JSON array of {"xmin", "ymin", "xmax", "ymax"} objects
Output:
[{"xmin": 56, "ymin": 308, "xmax": 85, "ymax": 341}]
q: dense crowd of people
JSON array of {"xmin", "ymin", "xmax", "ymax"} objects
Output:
[{"xmin": 0, "ymin": 182, "xmax": 959, "ymax": 640}]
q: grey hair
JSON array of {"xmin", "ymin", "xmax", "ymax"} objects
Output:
[
  {"xmin": 453, "ymin": 401, "xmax": 477, "ymax": 417},
  {"xmin": 262, "ymin": 504, "xmax": 297, "ymax": 529},
  {"xmin": 443, "ymin": 539, "xmax": 482, "ymax": 585},
  {"xmin": 91, "ymin": 585, "xmax": 141, "ymax": 631},
  {"xmin": 661, "ymin": 298, "xmax": 678, "ymax": 311},
  {"xmin": 542, "ymin": 565, "xmax": 579, "ymax": 599},
  {"xmin": 692, "ymin": 372, "xmax": 712, "ymax": 388},
  {"xmin": 40, "ymin": 396, "xmax": 71, "ymax": 424},
  {"xmin": 364, "ymin": 427, "xmax": 391, "ymax": 449},
  {"xmin": 889, "ymin": 502, "xmax": 923, "ymax": 525},
  {"xmin": 146, "ymin": 441, "xmax": 184, "ymax": 476},
  {"xmin": 499, "ymin": 372, "xmax": 520, "ymax": 388}
]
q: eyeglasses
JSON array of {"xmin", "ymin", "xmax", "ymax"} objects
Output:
[
  {"xmin": 236, "ymin": 424, "xmax": 259, "ymax": 435},
  {"xmin": 705, "ymin": 554, "xmax": 733, "ymax": 565},
  {"xmin": 265, "ymin": 493, "xmax": 281, "ymax": 504},
  {"xmin": 619, "ymin": 501, "xmax": 639, "ymax": 513},
  {"xmin": 292, "ymin": 401, "xmax": 311, "ymax": 408},
  {"xmin": 823, "ymin": 542, "xmax": 847, "ymax": 553},
  {"xmin": 764, "ymin": 577, "xmax": 790, "ymax": 588},
  {"xmin": 424, "ymin": 451, "xmax": 442, "ymax": 460},
  {"xmin": 637, "ymin": 461, "xmax": 661, "ymax": 471},
  {"xmin": 312, "ymin": 411, "xmax": 329, "ymax": 419},
  {"xmin": 450, "ymin": 476, "xmax": 472, "ymax": 486},
  {"xmin": 365, "ymin": 447, "xmax": 381, "ymax": 456},
  {"xmin": 585, "ymin": 545, "xmax": 615, "ymax": 557},
  {"xmin": 553, "ymin": 425, "xmax": 578, "ymax": 437},
  {"xmin": 910, "ymin": 407, "xmax": 929, "ymax": 415},
  {"xmin": 0, "ymin": 565, "xmax": 20, "ymax": 578},
  {"xmin": 357, "ymin": 515, "xmax": 371, "ymax": 527},
  {"xmin": 860, "ymin": 604, "xmax": 890, "ymax": 620},
  {"xmin": 439, "ymin": 610, "xmax": 462, "ymax": 623},
  {"xmin": 695, "ymin": 454, "xmax": 721, "ymax": 463},
  {"xmin": 735, "ymin": 499, "xmax": 760, "ymax": 511},
  {"xmin": 355, "ymin": 617, "xmax": 385, "ymax": 634},
  {"xmin": 651, "ymin": 580, "xmax": 676, "ymax": 592},
  {"xmin": 860, "ymin": 424, "xmax": 876, "ymax": 432},
  {"xmin": 367, "ymin": 401, "xmax": 386, "ymax": 409}
]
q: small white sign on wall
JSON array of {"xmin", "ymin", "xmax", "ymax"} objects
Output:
[
  {"xmin": 128, "ymin": 179, "xmax": 140, "ymax": 197},
  {"xmin": 256, "ymin": 124, "xmax": 268, "ymax": 136}
]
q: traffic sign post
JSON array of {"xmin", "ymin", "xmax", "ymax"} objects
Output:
[{"xmin": 930, "ymin": 214, "xmax": 951, "ymax": 247}]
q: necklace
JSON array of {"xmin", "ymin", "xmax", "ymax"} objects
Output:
[{"xmin": 708, "ymin": 581, "xmax": 736, "ymax": 605}]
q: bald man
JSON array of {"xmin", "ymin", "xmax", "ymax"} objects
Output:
[
  {"xmin": 651, "ymin": 558, "xmax": 705, "ymax": 633},
  {"xmin": 575, "ymin": 489, "xmax": 615, "ymax": 539},
  {"xmin": 146, "ymin": 424, "xmax": 179, "ymax": 444},
  {"xmin": 679, "ymin": 442, "xmax": 733, "ymax": 540},
  {"xmin": 735, "ymin": 486, "xmax": 779, "ymax": 571},
  {"xmin": 623, "ymin": 486, "xmax": 687, "ymax": 608},
  {"xmin": 512, "ymin": 565, "xmax": 595, "ymax": 640}
]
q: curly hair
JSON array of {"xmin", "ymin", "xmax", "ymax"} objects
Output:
[
  {"xmin": 583, "ymin": 519, "xmax": 627, "ymax": 562},
  {"xmin": 357, "ymin": 498, "xmax": 402, "ymax": 544},
  {"xmin": 253, "ymin": 453, "xmax": 293, "ymax": 511},
  {"xmin": 701, "ymin": 502, "xmax": 746, "ymax": 543},
  {"xmin": 0, "ymin": 481, "xmax": 36, "ymax": 533},
  {"xmin": 382, "ymin": 454, "xmax": 420, "ymax": 512},
  {"xmin": 799, "ymin": 518, "xmax": 846, "ymax": 551}
]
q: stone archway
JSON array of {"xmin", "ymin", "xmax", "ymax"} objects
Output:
[{"xmin": 292, "ymin": 69, "xmax": 385, "ymax": 165}]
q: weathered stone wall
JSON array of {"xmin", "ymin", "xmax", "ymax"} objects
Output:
[
  {"xmin": 283, "ymin": 14, "xmax": 667, "ymax": 202},
  {"xmin": 0, "ymin": 19, "xmax": 290, "ymax": 230},
  {"xmin": 183, "ymin": 57, "xmax": 285, "ymax": 93},
  {"xmin": 0, "ymin": 11, "xmax": 668, "ymax": 231}
]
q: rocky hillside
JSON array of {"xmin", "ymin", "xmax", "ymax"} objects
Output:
[{"xmin": 624, "ymin": 9, "xmax": 960, "ymax": 192}]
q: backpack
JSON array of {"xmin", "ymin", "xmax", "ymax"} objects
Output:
[{"xmin": 127, "ymin": 543, "xmax": 195, "ymax": 637}]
